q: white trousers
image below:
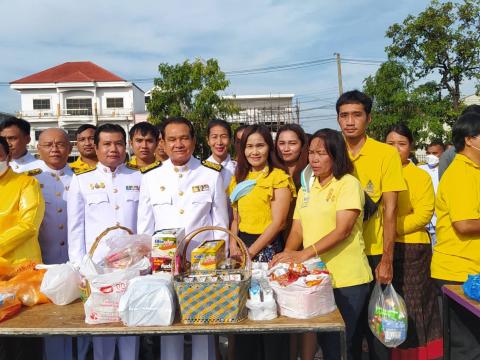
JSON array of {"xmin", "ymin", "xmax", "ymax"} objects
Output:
[
  {"xmin": 44, "ymin": 336, "xmax": 72, "ymax": 360},
  {"xmin": 161, "ymin": 335, "xmax": 215, "ymax": 360},
  {"xmin": 77, "ymin": 336, "xmax": 139, "ymax": 360}
]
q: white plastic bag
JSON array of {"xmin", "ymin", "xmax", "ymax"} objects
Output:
[
  {"xmin": 38, "ymin": 263, "xmax": 81, "ymax": 305},
  {"xmin": 246, "ymin": 298, "xmax": 277, "ymax": 321},
  {"xmin": 118, "ymin": 273, "xmax": 175, "ymax": 326},
  {"xmin": 368, "ymin": 283, "xmax": 408, "ymax": 348},
  {"xmin": 270, "ymin": 274, "xmax": 336, "ymax": 319}
]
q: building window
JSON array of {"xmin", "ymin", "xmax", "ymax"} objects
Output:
[
  {"xmin": 66, "ymin": 98, "xmax": 92, "ymax": 115},
  {"xmin": 106, "ymin": 97, "xmax": 124, "ymax": 108},
  {"xmin": 33, "ymin": 99, "xmax": 50, "ymax": 110}
]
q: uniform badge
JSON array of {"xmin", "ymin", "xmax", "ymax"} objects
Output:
[
  {"xmin": 192, "ymin": 184, "xmax": 209, "ymax": 192},
  {"xmin": 99, "ymin": 182, "xmax": 105, "ymax": 189},
  {"xmin": 25, "ymin": 168, "xmax": 42, "ymax": 176},
  {"xmin": 326, "ymin": 188, "xmax": 335, "ymax": 202},
  {"xmin": 126, "ymin": 185, "xmax": 140, "ymax": 191},
  {"xmin": 89, "ymin": 184, "xmax": 95, "ymax": 190},
  {"xmin": 201, "ymin": 160, "xmax": 222, "ymax": 172}
]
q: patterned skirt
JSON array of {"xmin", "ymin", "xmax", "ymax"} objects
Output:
[
  {"xmin": 391, "ymin": 242, "xmax": 443, "ymax": 360},
  {"xmin": 237, "ymin": 231, "xmax": 284, "ymax": 262}
]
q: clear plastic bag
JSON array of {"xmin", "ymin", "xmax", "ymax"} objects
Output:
[
  {"xmin": 118, "ymin": 273, "xmax": 175, "ymax": 326},
  {"xmin": 39, "ymin": 263, "xmax": 81, "ymax": 305},
  {"xmin": 368, "ymin": 283, "xmax": 408, "ymax": 347},
  {"xmin": 103, "ymin": 234, "xmax": 151, "ymax": 269}
]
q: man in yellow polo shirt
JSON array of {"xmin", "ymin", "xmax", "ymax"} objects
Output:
[
  {"xmin": 432, "ymin": 112, "xmax": 480, "ymax": 358},
  {"xmin": 127, "ymin": 122, "xmax": 160, "ymax": 170},
  {"xmin": 336, "ymin": 90, "xmax": 406, "ymax": 360},
  {"xmin": 69, "ymin": 124, "xmax": 97, "ymax": 173}
]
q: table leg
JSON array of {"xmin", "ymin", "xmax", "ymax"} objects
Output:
[
  {"xmin": 339, "ymin": 329, "xmax": 347, "ymax": 360},
  {"xmin": 443, "ymin": 291, "xmax": 450, "ymax": 360}
]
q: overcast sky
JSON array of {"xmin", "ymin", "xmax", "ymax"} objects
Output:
[{"xmin": 0, "ymin": 0, "xmax": 476, "ymax": 132}]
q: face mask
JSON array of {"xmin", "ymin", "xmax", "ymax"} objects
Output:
[
  {"xmin": 229, "ymin": 179, "xmax": 257, "ymax": 203},
  {"xmin": 0, "ymin": 161, "xmax": 7, "ymax": 175},
  {"xmin": 425, "ymin": 154, "xmax": 439, "ymax": 168}
]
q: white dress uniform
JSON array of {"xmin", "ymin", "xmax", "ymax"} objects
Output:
[
  {"xmin": 137, "ymin": 156, "xmax": 228, "ymax": 360},
  {"xmin": 418, "ymin": 163, "xmax": 440, "ymax": 245},
  {"xmin": 11, "ymin": 151, "xmax": 42, "ymax": 173},
  {"xmin": 206, "ymin": 154, "xmax": 236, "ymax": 191},
  {"xmin": 67, "ymin": 162, "xmax": 141, "ymax": 360},
  {"xmin": 31, "ymin": 161, "xmax": 73, "ymax": 360}
]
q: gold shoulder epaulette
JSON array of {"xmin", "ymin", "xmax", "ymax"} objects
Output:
[
  {"xmin": 25, "ymin": 168, "xmax": 42, "ymax": 176},
  {"xmin": 202, "ymin": 160, "xmax": 223, "ymax": 172},
  {"xmin": 74, "ymin": 167, "xmax": 96, "ymax": 175},
  {"xmin": 140, "ymin": 161, "xmax": 162, "ymax": 174},
  {"xmin": 126, "ymin": 162, "xmax": 140, "ymax": 171}
]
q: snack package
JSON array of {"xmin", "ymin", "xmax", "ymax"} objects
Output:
[
  {"xmin": 104, "ymin": 234, "xmax": 151, "ymax": 269},
  {"xmin": 0, "ymin": 291, "xmax": 22, "ymax": 322},
  {"xmin": 118, "ymin": 273, "xmax": 175, "ymax": 326},
  {"xmin": 39, "ymin": 263, "xmax": 81, "ymax": 305},
  {"xmin": 368, "ymin": 283, "xmax": 408, "ymax": 347},
  {"xmin": 151, "ymin": 228, "xmax": 185, "ymax": 273},
  {"xmin": 191, "ymin": 240, "xmax": 226, "ymax": 271}
]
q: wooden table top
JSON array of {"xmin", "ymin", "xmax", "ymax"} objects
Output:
[
  {"xmin": 442, "ymin": 284, "xmax": 480, "ymax": 318},
  {"xmin": 0, "ymin": 301, "xmax": 345, "ymax": 336}
]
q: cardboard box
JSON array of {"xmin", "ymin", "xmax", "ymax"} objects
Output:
[{"xmin": 151, "ymin": 228, "xmax": 185, "ymax": 273}]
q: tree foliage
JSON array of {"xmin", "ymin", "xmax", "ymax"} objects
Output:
[
  {"xmin": 385, "ymin": 0, "xmax": 480, "ymax": 110},
  {"xmin": 364, "ymin": 61, "xmax": 453, "ymax": 146},
  {"xmin": 147, "ymin": 58, "xmax": 238, "ymax": 158}
]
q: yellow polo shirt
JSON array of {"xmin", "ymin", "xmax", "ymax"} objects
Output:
[
  {"xmin": 431, "ymin": 154, "xmax": 480, "ymax": 282},
  {"xmin": 293, "ymin": 174, "xmax": 373, "ymax": 288},
  {"xmin": 228, "ymin": 167, "xmax": 296, "ymax": 234},
  {"xmin": 69, "ymin": 157, "xmax": 96, "ymax": 173},
  {"xmin": 0, "ymin": 168, "xmax": 44, "ymax": 264},
  {"xmin": 396, "ymin": 162, "xmax": 434, "ymax": 244},
  {"xmin": 349, "ymin": 137, "xmax": 407, "ymax": 255}
]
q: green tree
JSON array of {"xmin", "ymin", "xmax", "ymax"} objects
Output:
[
  {"xmin": 364, "ymin": 61, "xmax": 453, "ymax": 145},
  {"xmin": 385, "ymin": 0, "xmax": 480, "ymax": 110},
  {"xmin": 147, "ymin": 58, "xmax": 238, "ymax": 158}
]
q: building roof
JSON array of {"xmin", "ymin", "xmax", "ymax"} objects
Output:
[
  {"xmin": 10, "ymin": 61, "xmax": 125, "ymax": 84},
  {"xmin": 223, "ymin": 94, "xmax": 295, "ymax": 100}
]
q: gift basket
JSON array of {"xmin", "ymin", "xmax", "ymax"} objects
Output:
[
  {"xmin": 79, "ymin": 225, "xmax": 151, "ymax": 324},
  {"xmin": 269, "ymin": 258, "xmax": 336, "ymax": 319},
  {"xmin": 173, "ymin": 226, "xmax": 251, "ymax": 324}
]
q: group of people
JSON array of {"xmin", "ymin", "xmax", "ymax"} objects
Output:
[{"xmin": 0, "ymin": 90, "xmax": 479, "ymax": 360}]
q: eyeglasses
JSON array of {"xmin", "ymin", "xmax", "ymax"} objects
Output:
[{"xmin": 38, "ymin": 142, "xmax": 69, "ymax": 150}]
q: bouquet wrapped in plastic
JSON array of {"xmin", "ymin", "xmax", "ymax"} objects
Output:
[{"xmin": 368, "ymin": 283, "xmax": 408, "ymax": 348}]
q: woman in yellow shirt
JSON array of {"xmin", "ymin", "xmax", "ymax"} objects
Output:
[
  {"xmin": 272, "ymin": 129, "xmax": 372, "ymax": 360},
  {"xmin": 228, "ymin": 124, "xmax": 295, "ymax": 360},
  {"xmin": 385, "ymin": 124, "xmax": 442, "ymax": 359}
]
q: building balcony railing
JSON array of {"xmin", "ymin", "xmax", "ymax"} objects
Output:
[{"xmin": 18, "ymin": 108, "xmax": 135, "ymax": 120}]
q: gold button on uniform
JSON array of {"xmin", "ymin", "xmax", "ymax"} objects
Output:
[
  {"xmin": 55, "ymin": 192, "xmax": 61, "ymax": 197},
  {"xmin": 113, "ymin": 189, "xmax": 118, "ymax": 193},
  {"xmin": 179, "ymin": 191, "xmax": 184, "ymax": 196},
  {"xmin": 160, "ymin": 186, "xmax": 165, "ymax": 191},
  {"xmin": 58, "ymin": 224, "xmax": 64, "ymax": 230},
  {"xmin": 57, "ymin": 208, "xmax": 63, "ymax": 213},
  {"xmin": 179, "ymin": 174, "xmax": 183, "ymax": 178},
  {"xmin": 115, "ymin": 205, "xmax": 120, "ymax": 210},
  {"xmin": 60, "ymin": 241, "xmax": 65, "ymax": 246},
  {"xmin": 179, "ymin": 209, "xmax": 184, "ymax": 214},
  {"xmin": 174, "ymin": 167, "xmax": 179, "ymax": 173}
]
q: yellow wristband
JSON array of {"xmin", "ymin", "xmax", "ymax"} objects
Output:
[{"xmin": 311, "ymin": 244, "xmax": 318, "ymax": 257}]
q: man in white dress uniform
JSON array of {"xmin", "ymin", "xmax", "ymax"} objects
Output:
[
  {"xmin": 137, "ymin": 117, "xmax": 228, "ymax": 360},
  {"xmin": 68, "ymin": 124, "xmax": 140, "ymax": 360},
  {"xmin": 0, "ymin": 117, "xmax": 41, "ymax": 173}
]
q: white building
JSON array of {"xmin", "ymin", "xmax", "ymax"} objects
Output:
[
  {"xmin": 463, "ymin": 94, "xmax": 480, "ymax": 106},
  {"xmin": 223, "ymin": 94, "xmax": 298, "ymax": 132},
  {"xmin": 10, "ymin": 61, "xmax": 146, "ymax": 151}
]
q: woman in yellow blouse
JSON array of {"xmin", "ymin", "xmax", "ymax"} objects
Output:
[
  {"xmin": 272, "ymin": 129, "xmax": 372, "ymax": 360},
  {"xmin": 228, "ymin": 124, "xmax": 295, "ymax": 360},
  {"xmin": 0, "ymin": 136, "xmax": 44, "ymax": 264},
  {"xmin": 385, "ymin": 124, "xmax": 442, "ymax": 359}
]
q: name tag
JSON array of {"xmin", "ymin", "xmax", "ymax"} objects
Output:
[{"xmin": 126, "ymin": 185, "xmax": 140, "ymax": 191}]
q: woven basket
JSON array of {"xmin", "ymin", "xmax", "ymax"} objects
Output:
[
  {"xmin": 79, "ymin": 225, "xmax": 133, "ymax": 302},
  {"xmin": 173, "ymin": 226, "xmax": 251, "ymax": 324}
]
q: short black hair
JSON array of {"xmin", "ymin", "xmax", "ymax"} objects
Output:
[
  {"xmin": 462, "ymin": 104, "xmax": 480, "ymax": 115},
  {"xmin": 385, "ymin": 123, "xmax": 414, "ymax": 145},
  {"xmin": 309, "ymin": 128, "xmax": 353, "ymax": 179},
  {"xmin": 129, "ymin": 122, "xmax": 159, "ymax": 141},
  {"xmin": 76, "ymin": 124, "xmax": 97, "ymax": 137},
  {"xmin": 427, "ymin": 140, "xmax": 445, "ymax": 151},
  {"xmin": 94, "ymin": 124, "xmax": 126, "ymax": 146},
  {"xmin": 0, "ymin": 136, "xmax": 9, "ymax": 155},
  {"xmin": 161, "ymin": 117, "xmax": 195, "ymax": 139},
  {"xmin": 452, "ymin": 112, "xmax": 480, "ymax": 152},
  {"xmin": 156, "ymin": 122, "xmax": 165, "ymax": 139},
  {"xmin": 207, "ymin": 118, "xmax": 232, "ymax": 138},
  {"xmin": 335, "ymin": 90, "xmax": 373, "ymax": 115},
  {"xmin": 0, "ymin": 117, "xmax": 31, "ymax": 136}
]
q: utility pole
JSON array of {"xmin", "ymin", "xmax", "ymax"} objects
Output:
[{"xmin": 334, "ymin": 52, "xmax": 343, "ymax": 96}]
